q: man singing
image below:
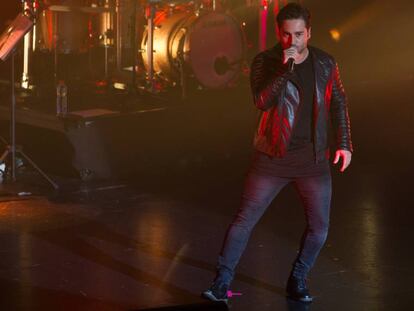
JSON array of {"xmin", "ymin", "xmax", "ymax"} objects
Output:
[{"xmin": 202, "ymin": 3, "xmax": 353, "ymax": 303}]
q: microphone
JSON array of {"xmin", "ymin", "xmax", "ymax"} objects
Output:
[{"xmin": 287, "ymin": 57, "xmax": 295, "ymax": 72}]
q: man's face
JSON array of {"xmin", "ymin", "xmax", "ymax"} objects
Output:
[{"xmin": 278, "ymin": 18, "xmax": 311, "ymax": 53}]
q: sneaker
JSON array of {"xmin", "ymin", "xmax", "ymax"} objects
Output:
[
  {"xmin": 201, "ymin": 281, "xmax": 229, "ymax": 303},
  {"xmin": 286, "ymin": 275, "xmax": 313, "ymax": 303}
]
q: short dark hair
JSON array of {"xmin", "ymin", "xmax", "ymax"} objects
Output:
[{"xmin": 276, "ymin": 3, "xmax": 311, "ymax": 29}]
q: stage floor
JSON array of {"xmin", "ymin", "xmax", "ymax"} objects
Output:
[{"xmin": 0, "ymin": 77, "xmax": 412, "ymax": 310}]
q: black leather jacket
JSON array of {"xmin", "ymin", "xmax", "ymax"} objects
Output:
[{"xmin": 250, "ymin": 44, "xmax": 353, "ymax": 162}]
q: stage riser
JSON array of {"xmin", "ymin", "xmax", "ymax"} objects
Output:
[{"xmin": 0, "ymin": 102, "xmax": 255, "ymax": 181}]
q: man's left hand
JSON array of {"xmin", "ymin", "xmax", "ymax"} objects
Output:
[{"xmin": 333, "ymin": 150, "xmax": 352, "ymax": 172}]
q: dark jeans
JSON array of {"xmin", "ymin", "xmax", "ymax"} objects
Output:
[{"xmin": 215, "ymin": 170, "xmax": 332, "ymax": 285}]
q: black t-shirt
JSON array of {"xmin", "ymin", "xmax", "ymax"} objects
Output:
[{"xmin": 288, "ymin": 53, "xmax": 315, "ymax": 151}]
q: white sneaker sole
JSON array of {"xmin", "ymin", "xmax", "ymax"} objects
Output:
[{"xmin": 201, "ymin": 290, "xmax": 228, "ymax": 303}]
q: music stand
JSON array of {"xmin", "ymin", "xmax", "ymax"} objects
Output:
[{"xmin": 0, "ymin": 13, "xmax": 59, "ymax": 189}]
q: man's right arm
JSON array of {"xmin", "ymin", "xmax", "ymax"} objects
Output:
[{"xmin": 250, "ymin": 52, "xmax": 293, "ymax": 111}]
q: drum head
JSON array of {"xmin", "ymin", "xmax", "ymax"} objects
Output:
[{"xmin": 186, "ymin": 12, "xmax": 244, "ymax": 89}]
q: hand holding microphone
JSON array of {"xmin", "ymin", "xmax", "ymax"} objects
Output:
[{"xmin": 283, "ymin": 46, "xmax": 299, "ymax": 72}]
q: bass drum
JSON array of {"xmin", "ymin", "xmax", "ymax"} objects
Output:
[{"xmin": 141, "ymin": 10, "xmax": 245, "ymax": 89}]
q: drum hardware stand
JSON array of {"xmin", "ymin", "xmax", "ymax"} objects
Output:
[
  {"xmin": 103, "ymin": 29, "xmax": 115, "ymax": 80},
  {"xmin": 115, "ymin": 0, "xmax": 141, "ymax": 97},
  {"xmin": 104, "ymin": 39, "xmax": 110, "ymax": 79},
  {"xmin": 0, "ymin": 14, "xmax": 59, "ymax": 190},
  {"xmin": 146, "ymin": 0, "xmax": 161, "ymax": 93},
  {"xmin": 21, "ymin": 0, "xmax": 36, "ymax": 90},
  {"xmin": 175, "ymin": 44, "xmax": 188, "ymax": 99},
  {"xmin": 115, "ymin": 0, "xmax": 123, "ymax": 73},
  {"xmin": 50, "ymin": 9, "xmax": 68, "ymax": 85},
  {"xmin": 101, "ymin": 0, "xmax": 115, "ymax": 80},
  {"xmin": 21, "ymin": 20, "xmax": 33, "ymax": 89},
  {"xmin": 130, "ymin": 0, "xmax": 138, "ymax": 93},
  {"xmin": 177, "ymin": 56, "xmax": 187, "ymax": 100},
  {"xmin": 53, "ymin": 15, "xmax": 59, "ymax": 84}
]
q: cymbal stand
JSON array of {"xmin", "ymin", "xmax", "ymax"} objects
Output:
[{"xmin": 0, "ymin": 52, "xmax": 58, "ymax": 189}]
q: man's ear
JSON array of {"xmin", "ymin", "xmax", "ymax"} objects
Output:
[{"xmin": 308, "ymin": 27, "xmax": 312, "ymax": 39}]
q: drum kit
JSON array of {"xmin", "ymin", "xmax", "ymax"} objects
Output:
[{"xmin": 20, "ymin": 0, "xmax": 247, "ymax": 95}]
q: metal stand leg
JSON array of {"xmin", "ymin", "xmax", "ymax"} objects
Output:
[
  {"xmin": 0, "ymin": 146, "xmax": 10, "ymax": 163},
  {"xmin": 18, "ymin": 149, "xmax": 59, "ymax": 189},
  {"xmin": 104, "ymin": 44, "xmax": 109, "ymax": 79}
]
